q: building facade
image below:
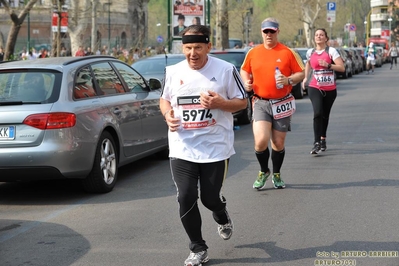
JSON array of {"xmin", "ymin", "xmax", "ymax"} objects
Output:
[
  {"xmin": 368, "ymin": 0, "xmax": 398, "ymax": 45},
  {"xmin": 0, "ymin": 0, "xmax": 149, "ymax": 55}
]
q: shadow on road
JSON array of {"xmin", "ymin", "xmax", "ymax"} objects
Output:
[
  {"xmin": 288, "ymin": 178, "xmax": 399, "ymax": 190},
  {"xmin": 0, "ymin": 219, "xmax": 90, "ymax": 266}
]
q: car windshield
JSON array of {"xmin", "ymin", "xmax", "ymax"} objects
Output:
[
  {"xmin": 209, "ymin": 52, "xmax": 246, "ymax": 69},
  {"xmin": 132, "ymin": 56, "xmax": 184, "ymax": 75},
  {"xmin": 374, "ymin": 44, "xmax": 385, "ymax": 49},
  {"xmin": 0, "ymin": 71, "xmax": 59, "ymax": 104}
]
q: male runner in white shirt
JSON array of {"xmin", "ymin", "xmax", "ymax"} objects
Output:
[{"xmin": 160, "ymin": 24, "xmax": 247, "ymax": 266}]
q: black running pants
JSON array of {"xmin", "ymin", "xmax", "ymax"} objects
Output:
[
  {"xmin": 170, "ymin": 158, "xmax": 229, "ymax": 253},
  {"xmin": 308, "ymin": 87, "xmax": 337, "ymax": 143}
]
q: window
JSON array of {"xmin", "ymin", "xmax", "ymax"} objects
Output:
[
  {"xmin": 0, "ymin": 71, "xmax": 56, "ymax": 103},
  {"xmin": 74, "ymin": 67, "xmax": 96, "ymax": 99},
  {"xmin": 111, "ymin": 62, "xmax": 147, "ymax": 93},
  {"xmin": 91, "ymin": 62, "xmax": 125, "ymax": 95}
]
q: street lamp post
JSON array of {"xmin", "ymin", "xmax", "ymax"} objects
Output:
[
  {"xmin": 345, "ymin": 23, "xmax": 350, "ymax": 47},
  {"xmin": 23, "ymin": 0, "xmax": 30, "ymax": 56},
  {"xmin": 108, "ymin": 1, "xmax": 111, "ymax": 53},
  {"xmin": 388, "ymin": 17, "xmax": 393, "ymax": 48},
  {"xmin": 27, "ymin": 11, "xmax": 30, "ymax": 54},
  {"xmin": 156, "ymin": 22, "xmax": 161, "ymax": 42}
]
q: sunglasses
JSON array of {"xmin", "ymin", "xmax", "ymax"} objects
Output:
[{"xmin": 263, "ymin": 29, "xmax": 277, "ymax": 34}]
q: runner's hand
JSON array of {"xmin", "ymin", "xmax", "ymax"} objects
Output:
[{"xmin": 165, "ymin": 109, "xmax": 180, "ymax": 132}]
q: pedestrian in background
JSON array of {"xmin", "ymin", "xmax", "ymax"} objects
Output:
[
  {"xmin": 60, "ymin": 47, "xmax": 67, "ymax": 57},
  {"xmin": 75, "ymin": 46, "xmax": 85, "ymax": 57},
  {"xmin": 302, "ymin": 28, "xmax": 345, "ymax": 155},
  {"xmin": 388, "ymin": 42, "xmax": 398, "ymax": 69},
  {"xmin": 160, "ymin": 24, "xmax": 247, "ymax": 266},
  {"xmin": 365, "ymin": 42, "xmax": 376, "ymax": 74},
  {"xmin": 0, "ymin": 47, "xmax": 5, "ymax": 61},
  {"xmin": 240, "ymin": 17, "xmax": 304, "ymax": 190},
  {"xmin": 38, "ymin": 49, "xmax": 49, "ymax": 58},
  {"xmin": 85, "ymin": 47, "xmax": 94, "ymax": 56},
  {"xmin": 133, "ymin": 48, "xmax": 140, "ymax": 61}
]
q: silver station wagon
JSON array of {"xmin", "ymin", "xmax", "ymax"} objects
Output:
[{"xmin": 0, "ymin": 56, "xmax": 167, "ymax": 193}]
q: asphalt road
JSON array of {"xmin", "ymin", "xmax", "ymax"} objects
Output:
[{"xmin": 1, "ymin": 63, "xmax": 399, "ymax": 266}]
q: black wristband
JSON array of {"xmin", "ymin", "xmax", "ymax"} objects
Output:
[{"xmin": 327, "ymin": 64, "xmax": 332, "ymax": 69}]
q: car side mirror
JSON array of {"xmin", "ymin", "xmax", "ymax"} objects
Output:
[{"xmin": 148, "ymin": 78, "xmax": 162, "ymax": 90}]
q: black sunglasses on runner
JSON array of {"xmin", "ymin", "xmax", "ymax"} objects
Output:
[{"xmin": 263, "ymin": 29, "xmax": 277, "ymax": 34}]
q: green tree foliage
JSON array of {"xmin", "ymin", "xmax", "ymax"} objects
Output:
[
  {"xmin": 267, "ymin": 0, "xmax": 371, "ymax": 47},
  {"xmin": 147, "ymin": 0, "xmax": 376, "ymax": 49},
  {"xmin": 147, "ymin": 0, "xmax": 168, "ymax": 47}
]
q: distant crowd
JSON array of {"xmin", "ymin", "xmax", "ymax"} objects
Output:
[{"xmin": 0, "ymin": 44, "xmax": 167, "ymax": 64}]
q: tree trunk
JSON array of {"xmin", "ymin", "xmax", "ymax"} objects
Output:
[
  {"xmin": 0, "ymin": 0, "xmax": 38, "ymax": 60},
  {"xmin": 128, "ymin": 0, "xmax": 149, "ymax": 52},
  {"xmin": 68, "ymin": 0, "xmax": 90, "ymax": 56},
  {"xmin": 299, "ymin": 0, "xmax": 321, "ymax": 47},
  {"xmin": 51, "ymin": 0, "xmax": 64, "ymax": 57},
  {"xmin": 215, "ymin": 0, "xmax": 229, "ymax": 49},
  {"xmin": 91, "ymin": 0, "xmax": 98, "ymax": 52}
]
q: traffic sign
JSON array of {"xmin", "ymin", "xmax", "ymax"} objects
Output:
[
  {"xmin": 349, "ymin": 24, "xmax": 356, "ymax": 31},
  {"xmin": 327, "ymin": 11, "xmax": 336, "ymax": 22},
  {"xmin": 327, "ymin": 2, "xmax": 336, "ymax": 11},
  {"xmin": 326, "ymin": 2, "xmax": 336, "ymax": 23},
  {"xmin": 157, "ymin": 35, "xmax": 164, "ymax": 43}
]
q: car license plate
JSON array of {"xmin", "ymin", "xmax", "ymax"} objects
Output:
[{"xmin": 0, "ymin": 126, "xmax": 15, "ymax": 140}]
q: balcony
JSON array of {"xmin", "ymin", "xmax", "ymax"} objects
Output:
[
  {"xmin": 370, "ymin": 27, "xmax": 382, "ymax": 36},
  {"xmin": 370, "ymin": 0, "xmax": 389, "ymax": 8},
  {"xmin": 371, "ymin": 13, "xmax": 389, "ymax": 21}
]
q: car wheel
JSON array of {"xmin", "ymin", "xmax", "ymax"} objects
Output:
[
  {"xmin": 237, "ymin": 97, "xmax": 252, "ymax": 125},
  {"xmin": 291, "ymin": 83, "xmax": 303, "ymax": 99},
  {"xmin": 82, "ymin": 131, "xmax": 118, "ymax": 193}
]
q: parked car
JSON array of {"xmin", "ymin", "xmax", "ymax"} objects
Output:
[
  {"xmin": 341, "ymin": 48, "xmax": 356, "ymax": 76},
  {"xmin": 289, "ymin": 48, "xmax": 307, "ymax": 99},
  {"xmin": 294, "ymin": 47, "xmax": 310, "ymax": 95},
  {"xmin": 354, "ymin": 47, "xmax": 366, "ymax": 70},
  {"xmin": 0, "ymin": 56, "xmax": 167, "ymax": 193},
  {"xmin": 375, "ymin": 47, "xmax": 384, "ymax": 67},
  {"xmin": 229, "ymin": 38, "xmax": 243, "ymax": 48},
  {"xmin": 345, "ymin": 48, "xmax": 363, "ymax": 74},
  {"xmin": 209, "ymin": 48, "xmax": 253, "ymax": 124},
  {"xmin": 294, "ymin": 47, "xmax": 309, "ymax": 65},
  {"xmin": 131, "ymin": 54, "xmax": 185, "ymax": 81},
  {"xmin": 336, "ymin": 48, "xmax": 352, "ymax": 79}
]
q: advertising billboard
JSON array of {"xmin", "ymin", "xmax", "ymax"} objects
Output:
[
  {"xmin": 172, "ymin": 0, "xmax": 205, "ymax": 38},
  {"xmin": 52, "ymin": 12, "xmax": 68, "ymax": 33}
]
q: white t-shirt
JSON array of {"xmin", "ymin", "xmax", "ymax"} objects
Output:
[
  {"xmin": 161, "ymin": 56, "xmax": 246, "ymax": 163},
  {"xmin": 367, "ymin": 47, "xmax": 376, "ymax": 60},
  {"xmin": 390, "ymin": 47, "xmax": 398, "ymax": 57},
  {"xmin": 305, "ymin": 47, "xmax": 340, "ymax": 62}
]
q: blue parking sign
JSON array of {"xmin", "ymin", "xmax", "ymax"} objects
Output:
[{"xmin": 327, "ymin": 2, "xmax": 336, "ymax": 11}]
